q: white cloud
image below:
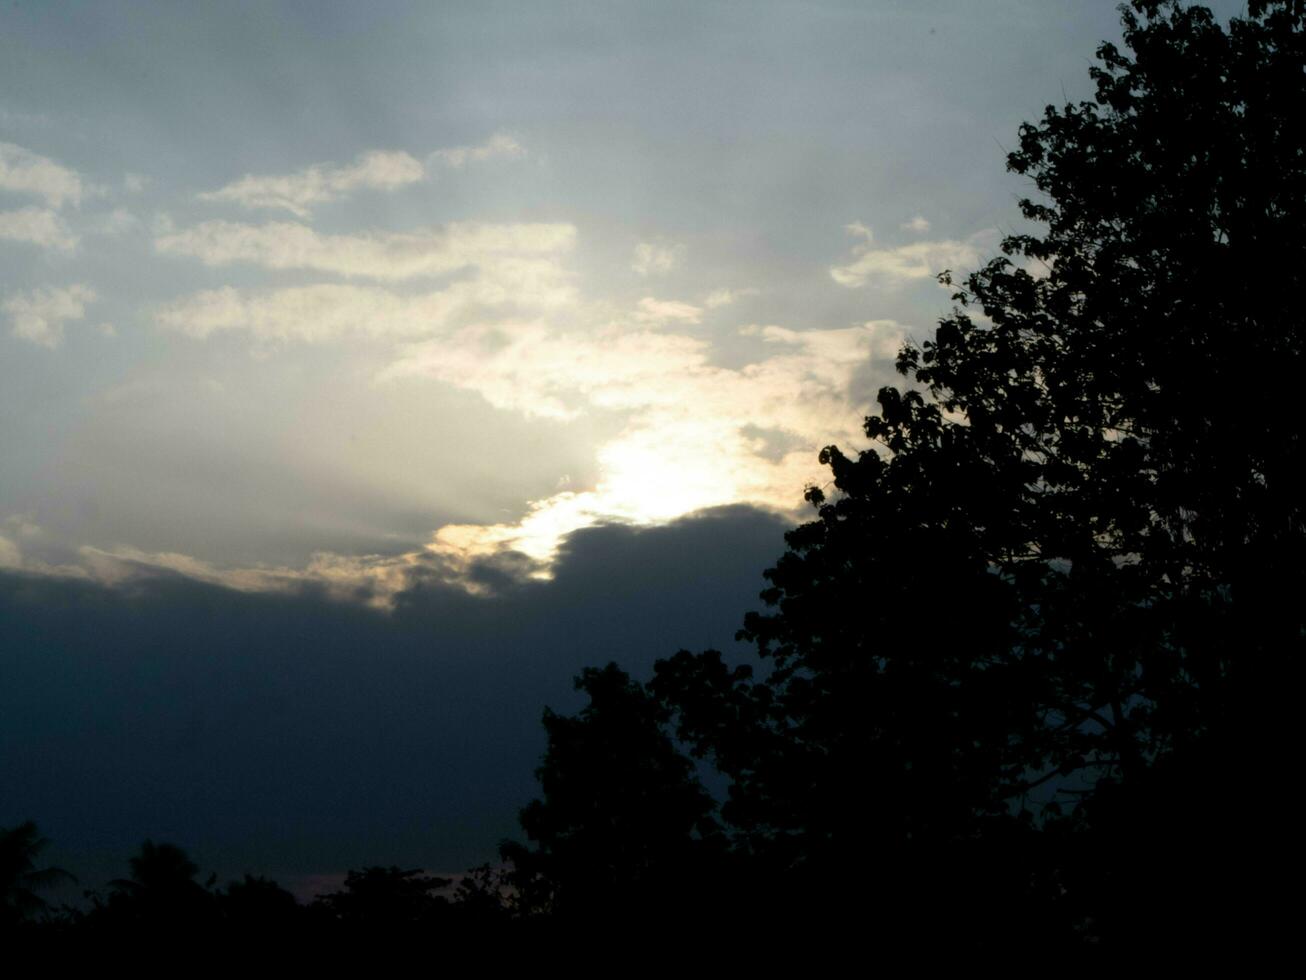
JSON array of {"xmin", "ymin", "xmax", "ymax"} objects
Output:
[
  {"xmin": 704, "ymin": 287, "xmax": 758, "ymax": 308},
  {"xmin": 900, "ymin": 215, "xmax": 931, "ymax": 233},
  {"xmin": 634, "ymin": 297, "xmax": 702, "ymax": 325},
  {"xmin": 830, "ymin": 223, "xmax": 983, "ymax": 288},
  {"xmin": 156, "ymin": 219, "xmax": 577, "ymax": 282},
  {"xmin": 196, "ymin": 137, "xmax": 524, "ymax": 217},
  {"xmin": 157, "ymin": 278, "xmax": 572, "ymax": 344},
  {"xmin": 198, "ymin": 149, "xmax": 425, "ymax": 217},
  {"xmin": 0, "ymin": 206, "xmax": 78, "ymax": 250},
  {"xmin": 846, "ymin": 220, "xmax": 874, "ymax": 243},
  {"xmin": 156, "ymin": 219, "xmax": 578, "ymax": 345},
  {"xmin": 4, "ymin": 284, "xmax": 96, "ymax": 347},
  {"xmin": 0, "ymin": 141, "xmax": 83, "ymax": 208},
  {"xmin": 430, "ymin": 133, "xmax": 525, "ymax": 168},
  {"xmin": 631, "ymin": 241, "xmax": 684, "ymax": 276},
  {"xmin": 122, "ymin": 173, "xmax": 149, "ymax": 194}
]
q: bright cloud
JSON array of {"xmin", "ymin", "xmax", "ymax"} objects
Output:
[
  {"xmin": 155, "ymin": 219, "xmax": 577, "ymax": 281},
  {"xmin": 4, "ymin": 284, "xmax": 96, "ymax": 347},
  {"xmin": 199, "ymin": 149, "xmax": 425, "ymax": 217},
  {"xmin": 0, "ymin": 206, "xmax": 77, "ymax": 250},
  {"xmin": 0, "ymin": 141, "xmax": 83, "ymax": 208},
  {"xmin": 830, "ymin": 222, "xmax": 982, "ymax": 288},
  {"xmin": 631, "ymin": 241, "xmax": 684, "ymax": 276},
  {"xmin": 430, "ymin": 133, "xmax": 525, "ymax": 168},
  {"xmin": 384, "ymin": 317, "xmax": 907, "ymax": 567},
  {"xmin": 900, "ymin": 215, "xmax": 931, "ymax": 233}
]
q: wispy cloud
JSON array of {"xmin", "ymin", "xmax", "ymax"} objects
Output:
[
  {"xmin": 704, "ymin": 287, "xmax": 758, "ymax": 309},
  {"xmin": 156, "ymin": 278, "xmax": 573, "ymax": 344},
  {"xmin": 90, "ymin": 207, "xmax": 140, "ymax": 237},
  {"xmin": 0, "ymin": 141, "xmax": 83, "ymax": 208},
  {"xmin": 155, "ymin": 219, "xmax": 577, "ymax": 281},
  {"xmin": 4, "ymin": 284, "xmax": 96, "ymax": 347},
  {"xmin": 634, "ymin": 297, "xmax": 702, "ymax": 325},
  {"xmin": 197, "ymin": 135, "xmax": 525, "ymax": 218},
  {"xmin": 198, "ymin": 150, "xmax": 425, "ymax": 218},
  {"xmin": 0, "ymin": 206, "xmax": 77, "ymax": 250},
  {"xmin": 430, "ymin": 133, "xmax": 525, "ymax": 168},
  {"xmin": 631, "ymin": 241, "xmax": 684, "ymax": 277},
  {"xmin": 900, "ymin": 215, "xmax": 931, "ymax": 233},
  {"xmin": 830, "ymin": 222, "xmax": 982, "ymax": 288}
]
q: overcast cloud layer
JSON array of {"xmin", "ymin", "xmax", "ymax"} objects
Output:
[{"xmin": 0, "ymin": 0, "xmax": 1248, "ymax": 888}]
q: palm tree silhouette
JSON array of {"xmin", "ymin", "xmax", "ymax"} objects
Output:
[{"xmin": 0, "ymin": 821, "xmax": 75, "ymax": 925}]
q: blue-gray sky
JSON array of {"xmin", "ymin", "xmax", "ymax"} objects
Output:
[{"xmin": 0, "ymin": 1, "xmax": 1244, "ymax": 890}]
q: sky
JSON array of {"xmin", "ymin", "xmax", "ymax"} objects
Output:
[{"xmin": 0, "ymin": 0, "xmax": 1245, "ymax": 894}]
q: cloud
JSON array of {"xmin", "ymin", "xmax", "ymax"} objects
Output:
[
  {"xmin": 198, "ymin": 150, "xmax": 425, "ymax": 217},
  {"xmin": 196, "ymin": 137, "xmax": 525, "ymax": 217},
  {"xmin": 631, "ymin": 241, "xmax": 684, "ymax": 277},
  {"xmin": 430, "ymin": 133, "xmax": 525, "ymax": 168},
  {"xmin": 383, "ymin": 318, "xmax": 907, "ymax": 566},
  {"xmin": 92, "ymin": 207, "xmax": 140, "ymax": 237},
  {"xmin": 157, "ymin": 277, "xmax": 574, "ymax": 344},
  {"xmin": 0, "ymin": 505, "xmax": 784, "ymax": 883},
  {"xmin": 0, "ymin": 141, "xmax": 83, "ymax": 208},
  {"xmin": 155, "ymin": 219, "xmax": 578, "ymax": 343},
  {"xmin": 900, "ymin": 215, "xmax": 931, "ymax": 233},
  {"xmin": 704, "ymin": 287, "xmax": 758, "ymax": 309},
  {"xmin": 156, "ymin": 219, "xmax": 577, "ymax": 281},
  {"xmin": 0, "ymin": 206, "xmax": 78, "ymax": 250},
  {"xmin": 0, "ymin": 532, "xmax": 20, "ymax": 569},
  {"xmin": 4, "ymin": 284, "xmax": 96, "ymax": 347},
  {"xmin": 152, "ymin": 218, "xmax": 903, "ymax": 590},
  {"xmin": 830, "ymin": 222, "xmax": 983, "ymax": 288},
  {"xmin": 0, "ymin": 516, "xmax": 88, "ymax": 577},
  {"xmin": 634, "ymin": 297, "xmax": 702, "ymax": 325},
  {"xmin": 382, "ymin": 322, "xmax": 710, "ymax": 420}
]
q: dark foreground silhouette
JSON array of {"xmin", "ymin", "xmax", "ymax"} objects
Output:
[{"xmin": 5, "ymin": 1, "xmax": 1302, "ymax": 952}]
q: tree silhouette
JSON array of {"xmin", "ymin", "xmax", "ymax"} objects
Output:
[
  {"xmin": 220, "ymin": 874, "xmax": 300, "ymax": 931},
  {"xmin": 98, "ymin": 840, "xmax": 217, "ymax": 927},
  {"xmin": 0, "ymin": 822, "xmax": 74, "ymax": 927},
  {"xmin": 312, "ymin": 866, "xmax": 451, "ymax": 928},
  {"xmin": 520, "ymin": 0, "xmax": 1305, "ymax": 946},
  {"xmin": 500, "ymin": 663, "xmax": 722, "ymax": 925}
]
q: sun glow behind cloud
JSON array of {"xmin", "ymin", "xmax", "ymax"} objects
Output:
[
  {"xmin": 151, "ymin": 209, "xmax": 906, "ymax": 593},
  {"xmin": 420, "ymin": 322, "xmax": 895, "ymax": 573},
  {"xmin": 1, "ymin": 130, "xmax": 941, "ymax": 605}
]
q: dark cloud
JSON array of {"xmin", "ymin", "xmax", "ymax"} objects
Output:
[{"xmin": 0, "ymin": 505, "xmax": 789, "ymax": 891}]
